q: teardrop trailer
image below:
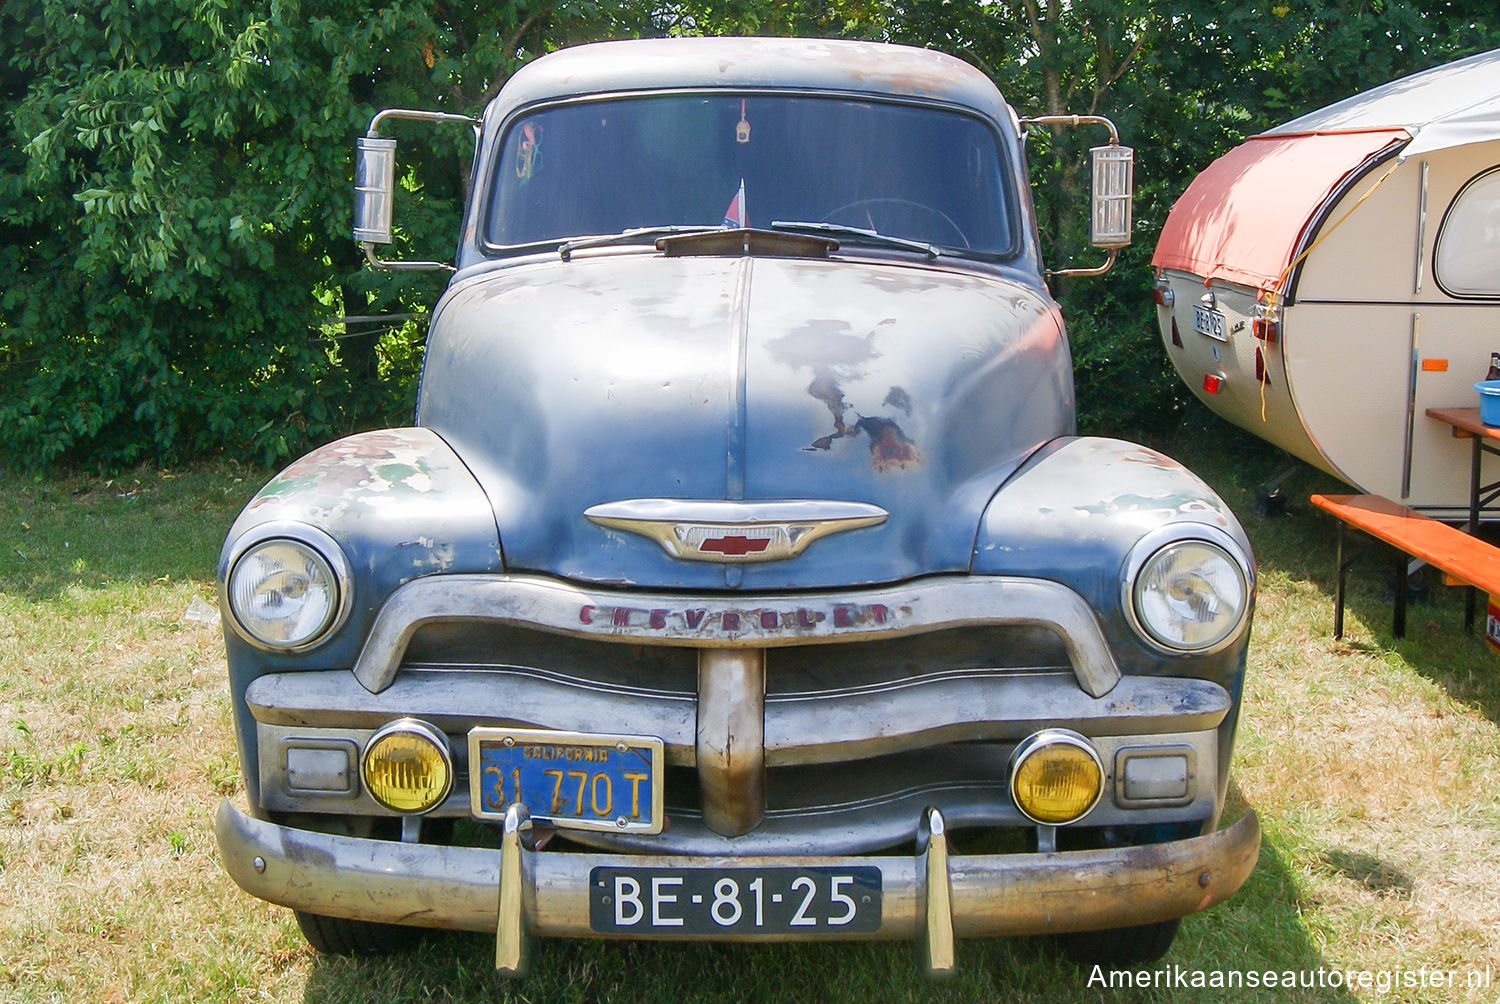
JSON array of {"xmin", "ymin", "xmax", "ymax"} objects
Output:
[
  {"xmin": 213, "ymin": 37, "xmax": 1260, "ymax": 975},
  {"xmin": 1152, "ymin": 49, "xmax": 1500, "ymax": 516}
]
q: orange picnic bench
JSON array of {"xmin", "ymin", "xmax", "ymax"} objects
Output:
[{"xmin": 1309, "ymin": 493, "xmax": 1500, "ymax": 639}]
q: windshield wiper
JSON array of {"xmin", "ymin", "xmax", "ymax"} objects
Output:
[
  {"xmin": 558, "ymin": 226, "xmax": 721, "ymax": 261},
  {"xmin": 769, "ymin": 221, "xmax": 942, "ymax": 261}
]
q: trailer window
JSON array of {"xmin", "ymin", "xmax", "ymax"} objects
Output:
[{"xmin": 1436, "ymin": 168, "xmax": 1500, "ymax": 298}]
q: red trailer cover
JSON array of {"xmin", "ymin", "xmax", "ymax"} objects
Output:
[{"xmin": 1152, "ymin": 129, "xmax": 1409, "ymax": 293}]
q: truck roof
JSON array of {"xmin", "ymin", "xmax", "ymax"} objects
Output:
[{"xmin": 485, "ymin": 37, "xmax": 1011, "ymax": 125}]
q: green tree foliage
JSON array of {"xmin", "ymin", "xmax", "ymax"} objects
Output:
[
  {"xmin": 0, "ymin": 0, "xmax": 645, "ymax": 466},
  {"xmin": 3, "ymin": 1, "xmax": 1497, "ymax": 466}
]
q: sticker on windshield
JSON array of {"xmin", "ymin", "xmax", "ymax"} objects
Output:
[{"xmin": 515, "ymin": 123, "xmax": 542, "ymax": 181}]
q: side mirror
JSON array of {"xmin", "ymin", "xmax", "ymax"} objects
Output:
[
  {"xmin": 1089, "ymin": 143, "xmax": 1134, "ymax": 249},
  {"xmin": 354, "ymin": 108, "xmax": 481, "ymax": 272},
  {"xmin": 353, "ymin": 136, "xmax": 397, "ymax": 245},
  {"xmin": 1019, "ymin": 114, "xmax": 1133, "ymax": 277}
]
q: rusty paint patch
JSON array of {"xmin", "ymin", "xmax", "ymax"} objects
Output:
[
  {"xmin": 800, "ymin": 375, "xmax": 923, "ymax": 471},
  {"xmin": 767, "ymin": 322, "xmax": 923, "ymax": 472},
  {"xmin": 807, "ymin": 374, "xmax": 850, "ymax": 442},
  {"xmin": 250, "ymin": 431, "xmax": 444, "ymax": 515},
  {"xmin": 857, "ymin": 416, "xmax": 923, "ymax": 471}
]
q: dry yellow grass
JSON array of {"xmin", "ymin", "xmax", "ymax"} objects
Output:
[
  {"xmin": 0, "ymin": 587, "xmax": 299, "ymax": 1002},
  {"xmin": 1234, "ymin": 575, "xmax": 1500, "ymax": 990}
]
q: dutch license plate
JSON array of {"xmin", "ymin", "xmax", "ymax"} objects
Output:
[
  {"xmin": 1192, "ymin": 304, "xmax": 1228, "ymax": 341},
  {"xmin": 589, "ymin": 865, "xmax": 883, "ymax": 935},
  {"xmin": 468, "ymin": 727, "xmax": 664, "ymax": 834}
]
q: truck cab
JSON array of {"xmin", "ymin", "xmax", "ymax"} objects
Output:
[{"xmin": 213, "ymin": 36, "xmax": 1259, "ymax": 975}]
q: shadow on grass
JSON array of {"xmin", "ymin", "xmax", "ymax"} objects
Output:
[
  {"xmin": 1320, "ymin": 560, "xmax": 1500, "ymax": 725},
  {"xmin": 1316, "ymin": 846, "xmax": 1415, "ymax": 899}
]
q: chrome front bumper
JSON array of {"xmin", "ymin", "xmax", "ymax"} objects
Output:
[{"xmin": 214, "ymin": 798, "xmax": 1260, "ymax": 975}]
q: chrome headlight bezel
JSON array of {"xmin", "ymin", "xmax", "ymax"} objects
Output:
[
  {"xmin": 1008, "ymin": 728, "xmax": 1106, "ymax": 826},
  {"xmin": 361, "ymin": 718, "xmax": 455, "ymax": 814},
  {"xmin": 1123, "ymin": 525, "xmax": 1253, "ymax": 656},
  {"xmin": 222, "ymin": 522, "xmax": 353, "ymax": 652}
]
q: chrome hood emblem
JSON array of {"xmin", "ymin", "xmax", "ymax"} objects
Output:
[{"xmin": 584, "ymin": 499, "xmax": 888, "ymax": 563}]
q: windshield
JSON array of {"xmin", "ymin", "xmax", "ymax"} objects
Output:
[{"xmin": 485, "ymin": 94, "xmax": 1015, "ymax": 254}]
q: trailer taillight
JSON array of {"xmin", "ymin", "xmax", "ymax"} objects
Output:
[
  {"xmin": 1253, "ymin": 300, "xmax": 1281, "ymax": 342},
  {"xmin": 1203, "ymin": 374, "xmax": 1224, "ymax": 394},
  {"xmin": 1151, "ymin": 273, "xmax": 1175, "ymax": 307}
]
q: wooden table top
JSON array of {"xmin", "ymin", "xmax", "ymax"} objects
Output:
[{"xmin": 1425, "ymin": 406, "xmax": 1500, "ymax": 441}]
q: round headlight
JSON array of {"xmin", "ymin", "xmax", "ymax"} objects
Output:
[
  {"xmin": 1010, "ymin": 730, "xmax": 1104, "ymax": 825},
  {"xmin": 361, "ymin": 719, "xmax": 453, "ymax": 814},
  {"xmin": 227, "ymin": 538, "xmax": 344, "ymax": 650},
  {"xmin": 1131, "ymin": 539, "xmax": 1250, "ymax": 653}
]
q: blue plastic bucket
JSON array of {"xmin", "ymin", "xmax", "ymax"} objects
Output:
[{"xmin": 1477, "ymin": 380, "xmax": 1500, "ymax": 425}]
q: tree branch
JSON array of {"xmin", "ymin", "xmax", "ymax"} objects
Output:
[{"xmin": 478, "ymin": 5, "xmax": 552, "ymax": 107}]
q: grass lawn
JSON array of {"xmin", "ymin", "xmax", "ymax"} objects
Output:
[{"xmin": 1, "ymin": 413, "xmax": 1497, "ymax": 1002}]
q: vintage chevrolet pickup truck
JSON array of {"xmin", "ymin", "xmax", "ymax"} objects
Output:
[{"xmin": 212, "ymin": 36, "xmax": 1261, "ymax": 975}]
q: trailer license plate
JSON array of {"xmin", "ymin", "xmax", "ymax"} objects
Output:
[
  {"xmin": 589, "ymin": 866, "xmax": 883, "ymax": 935},
  {"xmin": 1193, "ymin": 304, "xmax": 1228, "ymax": 341},
  {"xmin": 468, "ymin": 728, "xmax": 664, "ymax": 834}
]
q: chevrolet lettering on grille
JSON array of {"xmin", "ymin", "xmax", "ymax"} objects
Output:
[{"xmin": 576, "ymin": 600, "xmax": 896, "ymax": 636}]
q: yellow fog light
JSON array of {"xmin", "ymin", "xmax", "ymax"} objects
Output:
[
  {"xmin": 361, "ymin": 719, "xmax": 453, "ymax": 814},
  {"xmin": 1009, "ymin": 730, "xmax": 1104, "ymax": 825}
]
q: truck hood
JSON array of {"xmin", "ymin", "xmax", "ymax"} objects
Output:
[{"xmin": 418, "ymin": 251, "xmax": 1071, "ymax": 590}]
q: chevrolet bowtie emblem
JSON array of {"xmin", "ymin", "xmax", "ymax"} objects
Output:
[
  {"xmin": 698, "ymin": 535, "xmax": 772, "ymax": 556},
  {"xmin": 584, "ymin": 499, "xmax": 888, "ymax": 563}
]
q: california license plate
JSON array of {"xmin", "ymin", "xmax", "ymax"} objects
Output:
[
  {"xmin": 468, "ymin": 728, "xmax": 664, "ymax": 834},
  {"xmin": 589, "ymin": 865, "xmax": 883, "ymax": 935},
  {"xmin": 1192, "ymin": 304, "xmax": 1228, "ymax": 341}
]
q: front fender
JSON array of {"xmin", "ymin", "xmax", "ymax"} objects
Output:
[
  {"xmin": 218, "ymin": 428, "xmax": 502, "ymax": 809},
  {"xmin": 221, "ymin": 429, "xmax": 504, "ymax": 658},
  {"xmin": 973, "ymin": 436, "xmax": 1254, "ymax": 672},
  {"xmin": 973, "ymin": 436, "xmax": 1255, "ymax": 811}
]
